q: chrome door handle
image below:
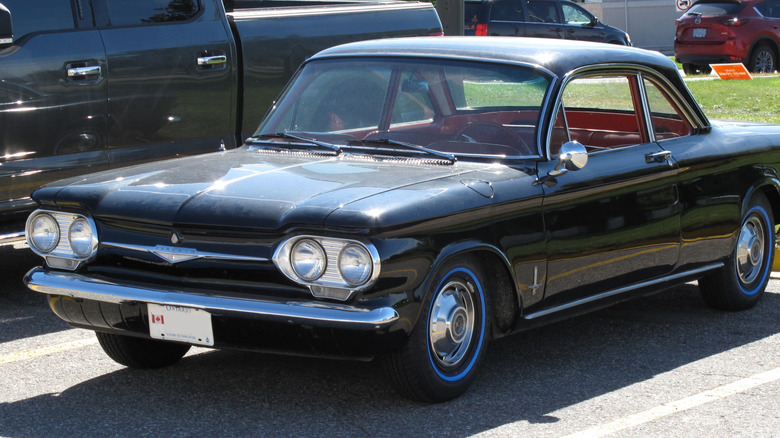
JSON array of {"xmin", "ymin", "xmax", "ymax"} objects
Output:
[
  {"xmin": 197, "ymin": 55, "xmax": 227, "ymax": 66},
  {"xmin": 67, "ymin": 65, "xmax": 102, "ymax": 77},
  {"xmin": 645, "ymin": 150, "xmax": 672, "ymax": 164}
]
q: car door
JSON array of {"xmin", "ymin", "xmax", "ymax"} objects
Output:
[
  {"xmin": 538, "ymin": 71, "xmax": 682, "ymax": 310},
  {"xmin": 94, "ymin": 0, "xmax": 237, "ymax": 168},
  {"xmin": 0, "ymin": 0, "xmax": 108, "ymax": 217},
  {"xmin": 560, "ymin": 1, "xmax": 605, "ymax": 42},
  {"xmin": 486, "ymin": 0, "xmax": 527, "ymax": 36},
  {"xmin": 521, "ymin": 0, "xmax": 565, "ymax": 39}
]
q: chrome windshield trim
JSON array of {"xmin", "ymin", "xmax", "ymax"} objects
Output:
[
  {"xmin": 524, "ymin": 264, "xmax": 724, "ymax": 320},
  {"xmin": 24, "ymin": 268, "xmax": 399, "ymax": 328},
  {"xmin": 102, "ymin": 242, "xmax": 269, "ymax": 264}
]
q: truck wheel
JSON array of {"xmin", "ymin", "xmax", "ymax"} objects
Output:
[
  {"xmin": 96, "ymin": 332, "xmax": 191, "ymax": 369},
  {"xmin": 748, "ymin": 44, "xmax": 776, "ymax": 73},
  {"xmin": 682, "ymin": 63, "xmax": 711, "ymax": 75},
  {"xmin": 383, "ymin": 256, "xmax": 488, "ymax": 402},
  {"xmin": 699, "ymin": 193, "xmax": 774, "ymax": 311}
]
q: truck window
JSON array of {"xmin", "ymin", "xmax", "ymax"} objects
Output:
[
  {"xmin": 106, "ymin": 0, "xmax": 200, "ymax": 26},
  {"xmin": 2, "ymin": 0, "xmax": 74, "ymax": 39}
]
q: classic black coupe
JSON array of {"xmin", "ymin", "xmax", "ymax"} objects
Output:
[{"xmin": 24, "ymin": 37, "xmax": 780, "ymax": 402}]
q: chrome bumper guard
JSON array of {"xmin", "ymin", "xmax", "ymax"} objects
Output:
[{"xmin": 24, "ymin": 268, "xmax": 399, "ymax": 329}]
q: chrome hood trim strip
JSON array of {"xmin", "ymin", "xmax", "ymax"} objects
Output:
[
  {"xmin": 102, "ymin": 242, "xmax": 269, "ymax": 264},
  {"xmin": 24, "ymin": 268, "xmax": 398, "ymax": 329}
]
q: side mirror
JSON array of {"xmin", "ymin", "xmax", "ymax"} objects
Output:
[
  {"xmin": 0, "ymin": 3, "xmax": 12, "ymax": 47},
  {"xmin": 549, "ymin": 141, "xmax": 588, "ymax": 177}
]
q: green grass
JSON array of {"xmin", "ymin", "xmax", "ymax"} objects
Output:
[{"xmin": 684, "ymin": 76, "xmax": 780, "ymax": 124}]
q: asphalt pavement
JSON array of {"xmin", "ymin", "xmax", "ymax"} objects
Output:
[{"xmin": 1, "ymin": 243, "xmax": 778, "ymax": 437}]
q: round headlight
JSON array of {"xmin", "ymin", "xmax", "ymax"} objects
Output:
[
  {"xmin": 291, "ymin": 239, "xmax": 326, "ymax": 281},
  {"xmin": 68, "ymin": 218, "xmax": 95, "ymax": 258},
  {"xmin": 29, "ymin": 214, "xmax": 60, "ymax": 253},
  {"xmin": 338, "ymin": 244, "xmax": 372, "ymax": 286}
]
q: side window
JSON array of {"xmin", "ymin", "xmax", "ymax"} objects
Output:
[
  {"xmin": 562, "ymin": 4, "xmax": 593, "ymax": 25},
  {"xmin": 559, "ymin": 75, "xmax": 646, "ymax": 150},
  {"xmin": 643, "ymin": 78, "xmax": 694, "ymax": 139},
  {"xmin": 106, "ymin": 0, "xmax": 200, "ymax": 27},
  {"xmin": 760, "ymin": 0, "xmax": 780, "ymax": 17},
  {"xmin": 2, "ymin": 0, "xmax": 74, "ymax": 39},
  {"xmin": 525, "ymin": 1, "xmax": 560, "ymax": 23},
  {"xmin": 491, "ymin": 0, "xmax": 524, "ymax": 21}
]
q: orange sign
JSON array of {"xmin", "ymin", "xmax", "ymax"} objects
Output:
[{"xmin": 710, "ymin": 63, "xmax": 753, "ymax": 80}]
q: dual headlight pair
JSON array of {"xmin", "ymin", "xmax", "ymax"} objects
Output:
[
  {"xmin": 26, "ymin": 210, "xmax": 98, "ymax": 270},
  {"xmin": 273, "ymin": 236, "xmax": 380, "ymax": 300}
]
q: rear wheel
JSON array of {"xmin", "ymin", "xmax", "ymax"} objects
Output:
[
  {"xmin": 748, "ymin": 43, "xmax": 776, "ymax": 73},
  {"xmin": 96, "ymin": 332, "xmax": 191, "ymax": 369},
  {"xmin": 699, "ymin": 193, "xmax": 774, "ymax": 311},
  {"xmin": 383, "ymin": 256, "xmax": 489, "ymax": 402}
]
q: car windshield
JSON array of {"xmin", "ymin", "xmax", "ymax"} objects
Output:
[{"xmin": 254, "ymin": 57, "xmax": 551, "ymax": 158}]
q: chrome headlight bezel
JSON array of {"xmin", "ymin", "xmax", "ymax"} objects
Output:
[
  {"xmin": 25, "ymin": 210, "xmax": 98, "ymax": 269},
  {"xmin": 273, "ymin": 236, "xmax": 381, "ymax": 300}
]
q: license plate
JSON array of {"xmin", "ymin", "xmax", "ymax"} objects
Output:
[
  {"xmin": 692, "ymin": 28, "xmax": 706, "ymax": 38},
  {"xmin": 148, "ymin": 303, "xmax": 215, "ymax": 346}
]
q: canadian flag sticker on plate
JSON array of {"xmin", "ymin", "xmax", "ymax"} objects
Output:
[{"xmin": 148, "ymin": 303, "xmax": 215, "ymax": 346}]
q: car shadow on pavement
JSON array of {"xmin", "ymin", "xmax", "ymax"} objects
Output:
[
  {"xmin": 0, "ymin": 245, "xmax": 72, "ymax": 343},
  {"xmin": 1, "ymin": 283, "xmax": 778, "ymax": 436}
]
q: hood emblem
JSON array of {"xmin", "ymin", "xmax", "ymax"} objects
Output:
[
  {"xmin": 151, "ymin": 245, "xmax": 200, "ymax": 264},
  {"xmin": 171, "ymin": 231, "xmax": 182, "ymax": 245}
]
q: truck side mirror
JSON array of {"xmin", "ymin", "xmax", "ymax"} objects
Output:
[{"xmin": 0, "ymin": 3, "xmax": 12, "ymax": 47}]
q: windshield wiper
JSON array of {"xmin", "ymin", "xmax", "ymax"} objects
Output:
[
  {"xmin": 248, "ymin": 132, "xmax": 342, "ymax": 155},
  {"xmin": 353, "ymin": 138, "xmax": 456, "ymax": 163}
]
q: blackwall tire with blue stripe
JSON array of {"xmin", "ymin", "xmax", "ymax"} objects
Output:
[
  {"xmin": 383, "ymin": 255, "xmax": 489, "ymax": 402},
  {"xmin": 699, "ymin": 192, "xmax": 775, "ymax": 311}
]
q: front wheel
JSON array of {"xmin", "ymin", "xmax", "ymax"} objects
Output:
[
  {"xmin": 699, "ymin": 193, "xmax": 774, "ymax": 311},
  {"xmin": 383, "ymin": 256, "xmax": 489, "ymax": 402},
  {"xmin": 96, "ymin": 332, "xmax": 191, "ymax": 369}
]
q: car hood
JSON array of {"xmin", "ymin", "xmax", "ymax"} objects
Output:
[{"xmin": 35, "ymin": 147, "xmax": 519, "ymax": 231}]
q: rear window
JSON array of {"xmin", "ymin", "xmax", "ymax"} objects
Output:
[
  {"xmin": 2, "ymin": 0, "xmax": 75, "ymax": 39},
  {"xmin": 686, "ymin": 2, "xmax": 744, "ymax": 16}
]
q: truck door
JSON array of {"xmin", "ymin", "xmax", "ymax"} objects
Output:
[
  {"xmin": 94, "ymin": 0, "xmax": 238, "ymax": 167},
  {"xmin": 0, "ymin": 0, "xmax": 108, "ymax": 218}
]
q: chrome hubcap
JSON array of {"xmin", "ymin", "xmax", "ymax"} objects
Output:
[
  {"xmin": 736, "ymin": 217, "xmax": 765, "ymax": 284},
  {"xmin": 429, "ymin": 280, "xmax": 475, "ymax": 368}
]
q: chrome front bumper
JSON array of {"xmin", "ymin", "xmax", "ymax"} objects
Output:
[{"xmin": 24, "ymin": 267, "xmax": 399, "ymax": 330}]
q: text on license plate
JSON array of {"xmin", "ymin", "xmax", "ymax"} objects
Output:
[
  {"xmin": 692, "ymin": 28, "xmax": 706, "ymax": 38},
  {"xmin": 148, "ymin": 303, "xmax": 215, "ymax": 346}
]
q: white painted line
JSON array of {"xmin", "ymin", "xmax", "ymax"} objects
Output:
[
  {"xmin": 0, "ymin": 338, "xmax": 98, "ymax": 365},
  {"xmin": 563, "ymin": 367, "xmax": 780, "ymax": 438}
]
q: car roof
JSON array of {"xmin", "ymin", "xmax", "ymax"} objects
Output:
[{"xmin": 311, "ymin": 36, "xmax": 678, "ymax": 80}]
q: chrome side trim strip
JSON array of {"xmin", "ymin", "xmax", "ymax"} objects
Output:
[
  {"xmin": 524, "ymin": 264, "xmax": 723, "ymax": 320},
  {"xmin": 24, "ymin": 268, "xmax": 398, "ymax": 329},
  {"xmin": 102, "ymin": 242, "xmax": 268, "ymax": 264}
]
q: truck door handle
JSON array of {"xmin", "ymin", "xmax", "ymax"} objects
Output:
[
  {"xmin": 197, "ymin": 55, "xmax": 227, "ymax": 66},
  {"xmin": 645, "ymin": 150, "xmax": 672, "ymax": 164},
  {"xmin": 67, "ymin": 65, "xmax": 102, "ymax": 77}
]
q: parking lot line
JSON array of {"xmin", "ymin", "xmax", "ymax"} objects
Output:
[
  {"xmin": 563, "ymin": 366, "xmax": 780, "ymax": 438},
  {"xmin": 0, "ymin": 338, "xmax": 98, "ymax": 365}
]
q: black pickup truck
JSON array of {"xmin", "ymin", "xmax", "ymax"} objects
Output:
[{"xmin": 0, "ymin": 0, "xmax": 442, "ymax": 242}]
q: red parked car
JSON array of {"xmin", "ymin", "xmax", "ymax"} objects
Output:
[{"xmin": 675, "ymin": 0, "xmax": 780, "ymax": 74}]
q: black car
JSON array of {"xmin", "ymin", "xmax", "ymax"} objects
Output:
[
  {"xmin": 465, "ymin": 0, "xmax": 631, "ymax": 45},
  {"xmin": 25, "ymin": 37, "xmax": 780, "ymax": 402}
]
